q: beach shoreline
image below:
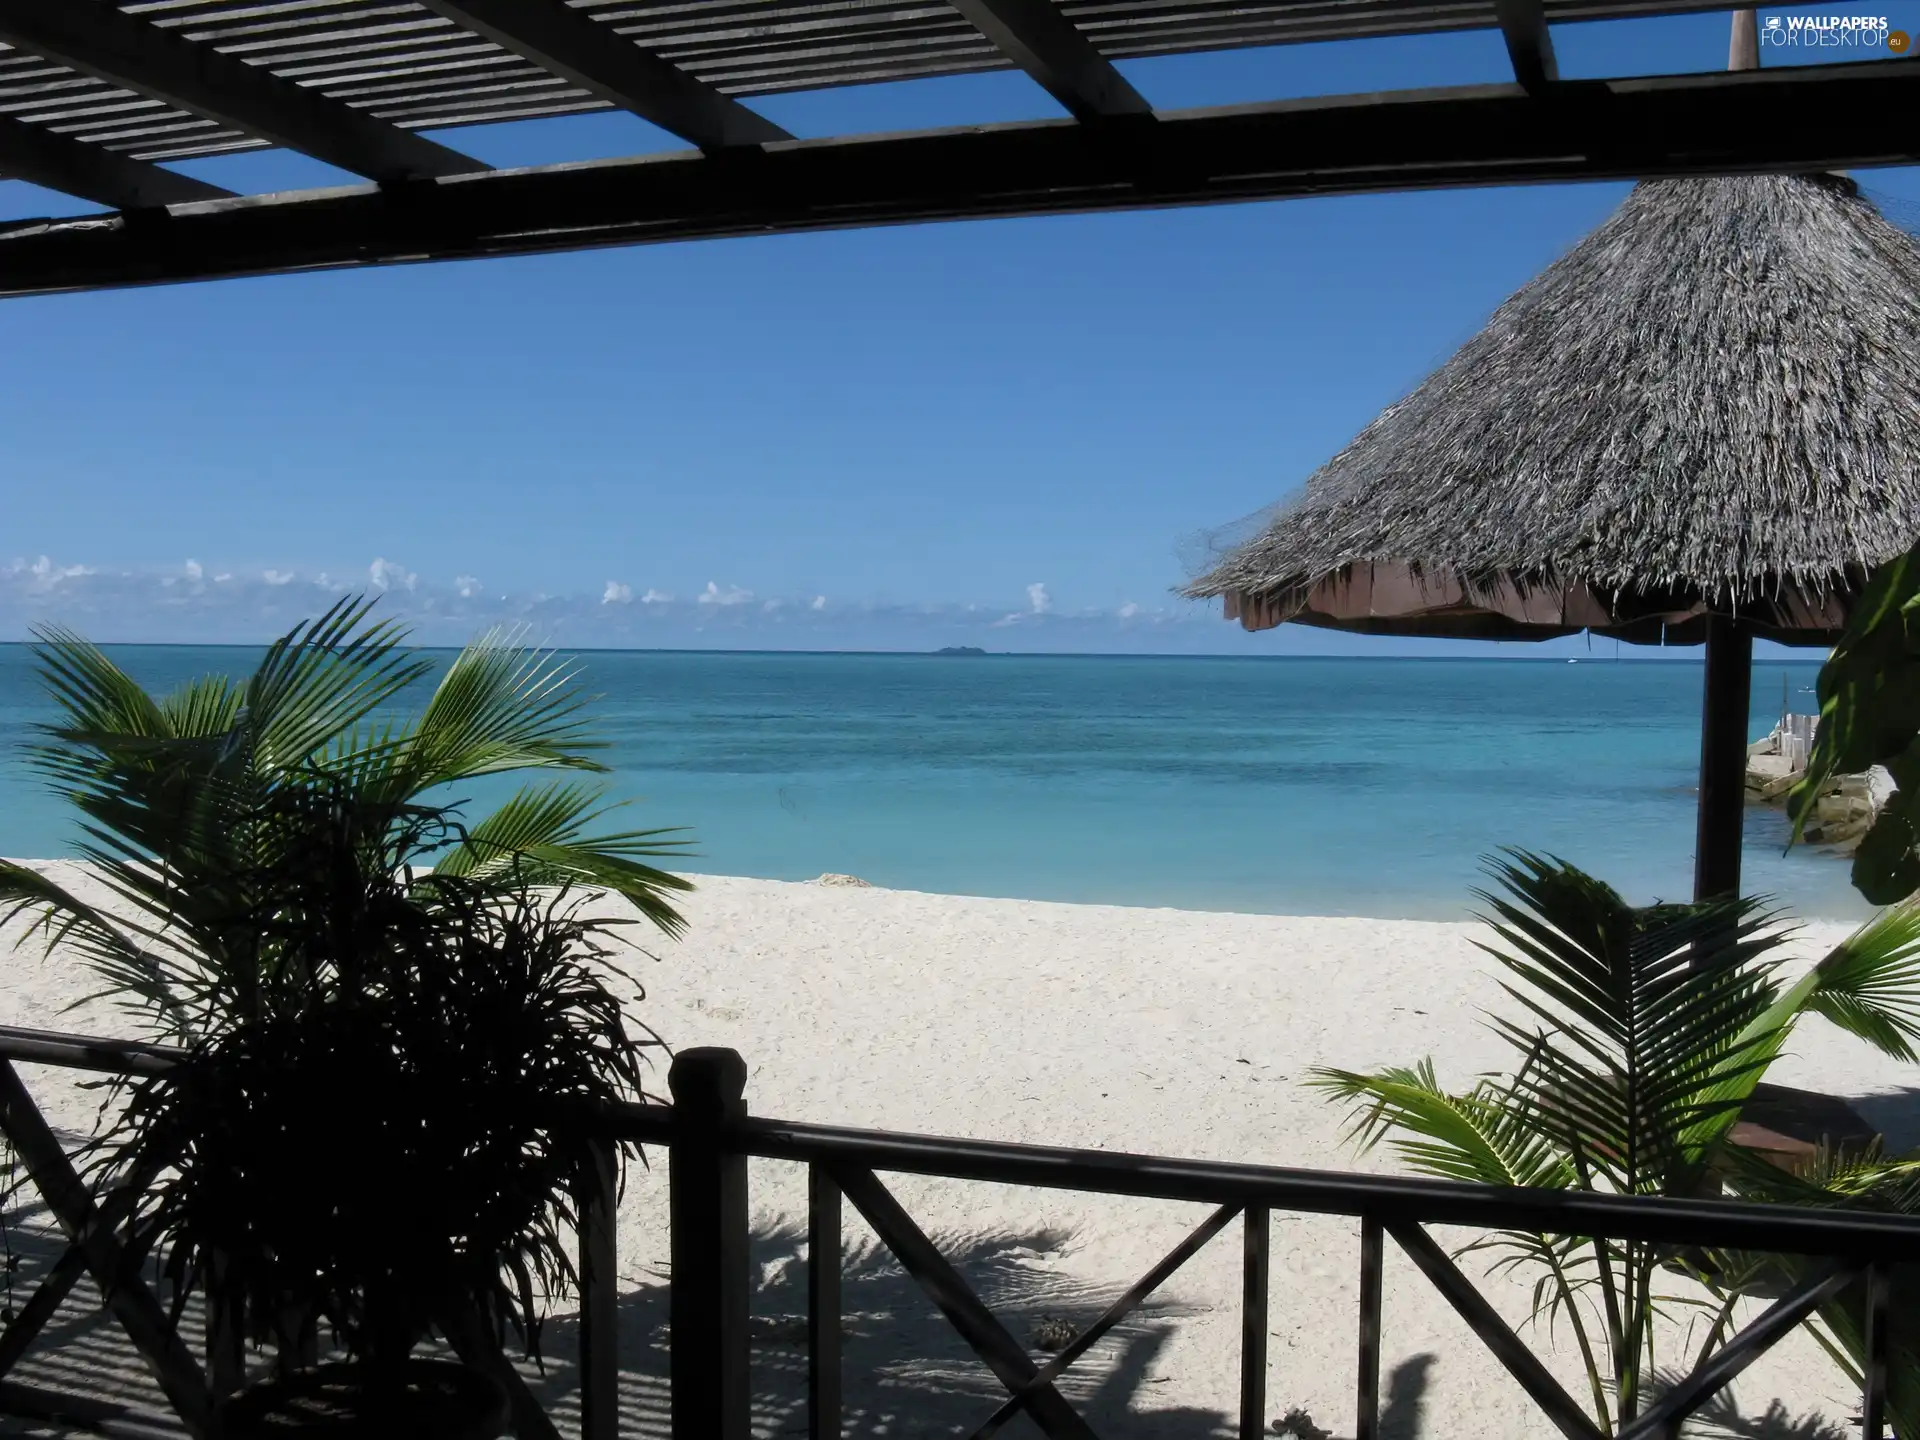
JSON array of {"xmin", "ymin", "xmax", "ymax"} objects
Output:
[{"xmin": 0, "ymin": 866, "xmax": 1904, "ymax": 1435}]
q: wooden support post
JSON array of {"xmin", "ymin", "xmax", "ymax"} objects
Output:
[
  {"xmin": 1356, "ymin": 1218, "xmax": 1383, "ymax": 1440},
  {"xmin": 1694, "ymin": 615, "xmax": 1753, "ymax": 904},
  {"xmin": 1241, "ymin": 1205, "xmax": 1269, "ymax": 1440},
  {"xmin": 669, "ymin": 1049, "xmax": 750, "ymax": 1440},
  {"xmin": 577, "ymin": 1137, "xmax": 619, "ymax": 1440},
  {"xmin": 808, "ymin": 1164, "xmax": 841, "ymax": 1440},
  {"xmin": 1864, "ymin": 1264, "xmax": 1889, "ymax": 1440}
]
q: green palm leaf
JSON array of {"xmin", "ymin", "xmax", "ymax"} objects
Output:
[
  {"xmin": 240, "ymin": 597, "xmax": 428, "ymax": 773},
  {"xmin": 5, "ymin": 601, "xmax": 692, "ymax": 1040},
  {"xmin": 1472, "ymin": 852, "xmax": 1785, "ymax": 1196},
  {"xmin": 1310, "ymin": 1059, "xmax": 1574, "ymax": 1189},
  {"xmin": 432, "ymin": 782, "xmax": 693, "ymax": 938},
  {"xmin": 393, "ymin": 630, "xmax": 604, "ymax": 793},
  {"xmin": 30, "ymin": 627, "xmax": 171, "ymax": 739}
]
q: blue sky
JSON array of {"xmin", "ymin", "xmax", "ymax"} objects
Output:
[{"xmin": 2, "ymin": 7, "xmax": 1914, "ymax": 654}]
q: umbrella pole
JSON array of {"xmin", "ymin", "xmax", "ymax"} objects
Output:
[
  {"xmin": 1689, "ymin": 17, "xmax": 1760, "ymax": 905},
  {"xmin": 1694, "ymin": 615, "xmax": 1753, "ymax": 901}
]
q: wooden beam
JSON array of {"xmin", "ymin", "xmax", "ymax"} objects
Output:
[
  {"xmin": 0, "ymin": 0, "xmax": 486, "ymax": 182},
  {"xmin": 0, "ymin": 114, "xmax": 232, "ymax": 208},
  {"xmin": 949, "ymin": 0, "xmax": 1153, "ymax": 119},
  {"xmin": 1, "ymin": 60, "xmax": 1915, "ymax": 299},
  {"xmin": 413, "ymin": 0, "xmax": 788, "ymax": 151},
  {"xmin": 1492, "ymin": 0, "xmax": 1559, "ymax": 90}
]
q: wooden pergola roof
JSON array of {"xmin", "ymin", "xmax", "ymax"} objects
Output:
[{"xmin": 0, "ymin": 0, "xmax": 1915, "ymax": 297}]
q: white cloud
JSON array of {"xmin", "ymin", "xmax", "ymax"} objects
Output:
[
  {"xmin": 1026, "ymin": 582, "xmax": 1051, "ymax": 615},
  {"xmin": 454, "ymin": 575, "xmax": 482, "ymax": 599},
  {"xmin": 214, "ymin": 573, "xmax": 232, "ymax": 583},
  {"xmin": 641, "ymin": 588, "xmax": 672, "ymax": 604},
  {"xmin": 602, "ymin": 581, "xmax": 633, "ymax": 605},
  {"xmin": 811, "ymin": 595, "xmax": 827, "ymax": 611},
  {"xmin": 698, "ymin": 581, "xmax": 753, "ymax": 607},
  {"xmin": 1118, "ymin": 601, "xmax": 1140, "ymax": 619},
  {"xmin": 763, "ymin": 598, "xmax": 784, "ymax": 612},
  {"xmin": 369, "ymin": 557, "xmax": 417, "ymax": 593},
  {"xmin": 184, "ymin": 559, "xmax": 203, "ymax": 582},
  {"xmin": 22, "ymin": 556, "xmax": 93, "ymax": 590},
  {"xmin": 263, "ymin": 569, "xmax": 295, "ymax": 586}
]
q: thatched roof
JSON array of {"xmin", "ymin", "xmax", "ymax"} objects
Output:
[{"xmin": 1187, "ymin": 173, "xmax": 1920, "ymax": 645}]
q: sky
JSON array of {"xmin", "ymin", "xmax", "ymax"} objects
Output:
[{"xmin": 2, "ymin": 6, "xmax": 1915, "ymax": 654}]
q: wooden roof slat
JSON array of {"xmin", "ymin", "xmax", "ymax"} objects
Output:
[
  {"xmin": 0, "ymin": 107, "xmax": 229, "ymax": 203},
  {"xmin": 0, "ymin": 0, "xmax": 1776, "ymax": 178},
  {"xmin": 942, "ymin": 0, "xmax": 1152, "ymax": 119},
  {"xmin": 414, "ymin": 0, "xmax": 788, "ymax": 149},
  {"xmin": 0, "ymin": 0, "xmax": 489, "ymax": 178},
  {"xmin": 4, "ymin": 60, "xmax": 1914, "ymax": 299},
  {"xmin": 1493, "ymin": 0, "xmax": 1556, "ymax": 89}
]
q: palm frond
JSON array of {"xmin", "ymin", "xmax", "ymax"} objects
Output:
[
  {"xmin": 29, "ymin": 627, "xmax": 172, "ymax": 740},
  {"xmin": 243, "ymin": 597, "xmax": 429, "ymax": 773},
  {"xmin": 1796, "ymin": 902, "xmax": 1920, "ymax": 1062},
  {"xmin": 1472, "ymin": 852, "xmax": 1788, "ymax": 1195},
  {"xmin": 154, "ymin": 675, "xmax": 245, "ymax": 740},
  {"xmin": 0, "ymin": 859, "xmax": 203, "ymax": 1038},
  {"xmin": 397, "ymin": 631, "xmax": 605, "ymax": 793},
  {"xmin": 431, "ymin": 782, "xmax": 694, "ymax": 938},
  {"xmin": 1308, "ymin": 1060, "xmax": 1574, "ymax": 1189}
]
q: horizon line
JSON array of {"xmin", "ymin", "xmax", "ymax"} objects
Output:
[{"xmin": 0, "ymin": 640, "xmax": 1824, "ymax": 662}]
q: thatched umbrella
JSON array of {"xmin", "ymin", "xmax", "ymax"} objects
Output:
[{"xmin": 1185, "ymin": 31, "xmax": 1920, "ymax": 902}]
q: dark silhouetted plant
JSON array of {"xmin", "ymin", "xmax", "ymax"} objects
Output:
[{"xmin": 86, "ymin": 776, "xmax": 661, "ymax": 1396}]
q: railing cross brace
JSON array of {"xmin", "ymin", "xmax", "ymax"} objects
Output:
[
  {"xmin": 831, "ymin": 1163, "xmax": 1100, "ymax": 1439},
  {"xmin": 0, "ymin": 1060, "xmax": 213, "ymax": 1437},
  {"xmin": 1388, "ymin": 1221, "xmax": 1607, "ymax": 1440},
  {"xmin": 972, "ymin": 1202, "xmax": 1243, "ymax": 1440},
  {"xmin": 1618, "ymin": 1262, "xmax": 1858, "ymax": 1440}
]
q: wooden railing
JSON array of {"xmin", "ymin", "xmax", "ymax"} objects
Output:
[{"xmin": 1, "ymin": 1029, "xmax": 1917, "ymax": 1439}]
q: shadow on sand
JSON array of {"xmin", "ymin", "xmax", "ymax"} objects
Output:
[
  {"xmin": 1843, "ymin": 1087, "xmax": 1920, "ymax": 1157},
  {"xmin": 0, "ymin": 1210, "xmax": 1868, "ymax": 1439}
]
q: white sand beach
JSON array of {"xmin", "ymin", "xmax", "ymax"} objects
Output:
[{"xmin": 0, "ymin": 866, "xmax": 1908, "ymax": 1439}]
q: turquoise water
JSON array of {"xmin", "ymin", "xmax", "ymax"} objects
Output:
[{"xmin": 0, "ymin": 646, "xmax": 1864, "ymax": 922}]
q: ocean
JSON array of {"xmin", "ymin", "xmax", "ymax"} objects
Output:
[{"xmin": 0, "ymin": 645, "xmax": 1865, "ymax": 922}]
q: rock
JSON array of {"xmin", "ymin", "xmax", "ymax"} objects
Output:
[
  {"xmin": 814, "ymin": 873, "xmax": 872, "ymax": 887},
  {"xmin": 1030, "ymin": 1315, "xmax": 1077, "ymax": 1352},
  {"xmin": 1273, "ymin": 1408, "xmax": 1331, "ymax": 1440}
]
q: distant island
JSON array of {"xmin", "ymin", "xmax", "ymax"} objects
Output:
[{"xmin": 934, "ymin": 646, "xmax": 987, "ymax": 657}]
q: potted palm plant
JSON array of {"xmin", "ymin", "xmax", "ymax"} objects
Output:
[
  {"xmin": 92, "ymin": 783, "xmax": 663, "ymax": 1436},
  {"xmin": 0, "ymin": 602, "xmax": 690, "ymax": 1435}
]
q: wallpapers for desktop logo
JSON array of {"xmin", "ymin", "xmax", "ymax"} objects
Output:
[{"xmin": 1760, "ymin": 13, "xmax": 1908, "ymax": 48}]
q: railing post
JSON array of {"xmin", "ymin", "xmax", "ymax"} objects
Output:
[
  {"xmin": 1355, "ymin": 1218, "xmax": 1383, "ymax": 1440},
  {"xmin": 808, "ymin": 1164, "xmax": 842, "ymax": 1440},
  {"xmin": 577, "ymin": 1136, "xmax": 619, "ymax": 1440},
  {"xmin": 1241, "ymin": 1204, "xmax": 1269, "ymax": 1440},
  {"xmin": 669, "ymin": 1048, "xmax": 750, "ymax": 1440},
  {"xmin": 1864, "ymin": 1263, "xmax": 1889, "ymax": 1440}
]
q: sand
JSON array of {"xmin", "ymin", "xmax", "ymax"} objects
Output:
[{"xmin": 0, "ymin": 864, "xmax": 1908, "ymax": 1439}]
